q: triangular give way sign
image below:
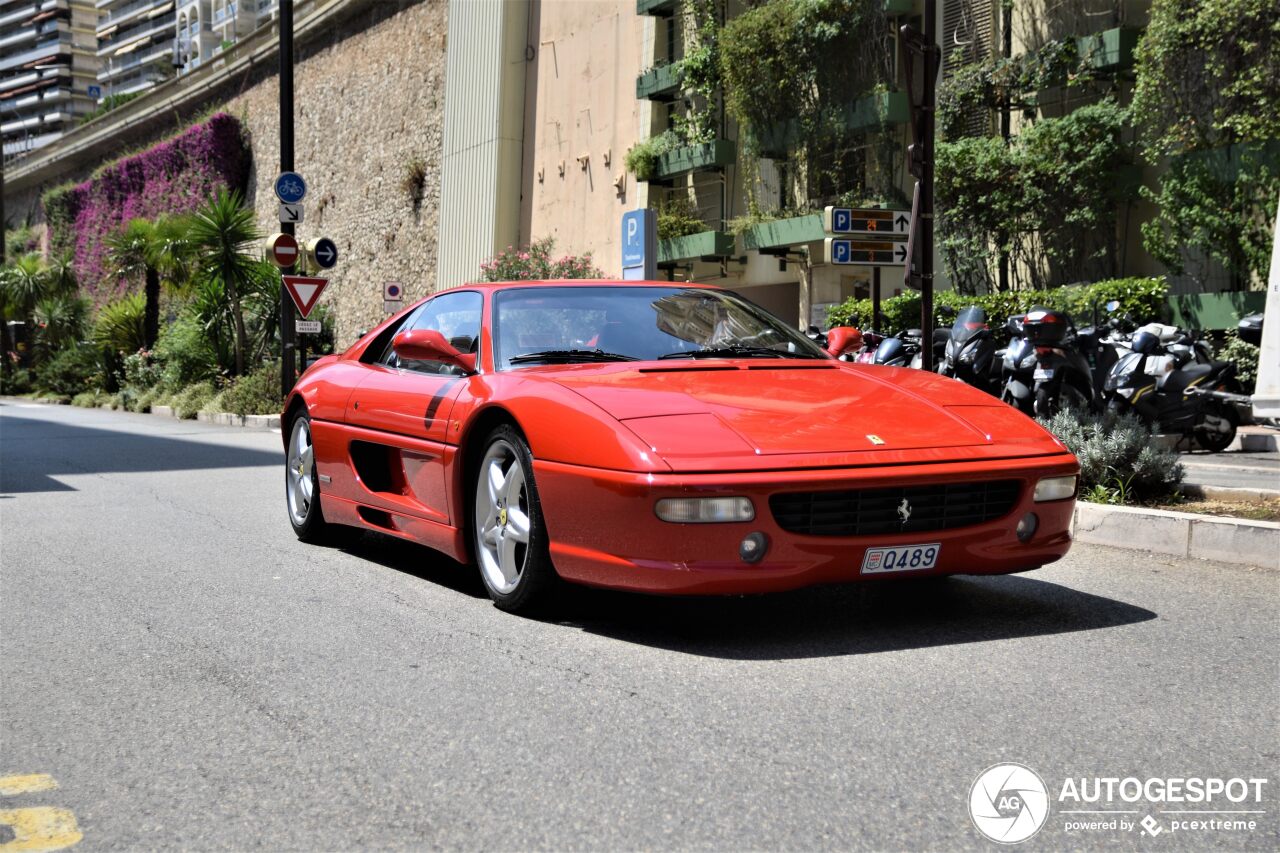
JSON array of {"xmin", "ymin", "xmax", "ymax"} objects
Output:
[{"xmin": 282, "ymin": 275, "xmax": 328, "ymax": 318}]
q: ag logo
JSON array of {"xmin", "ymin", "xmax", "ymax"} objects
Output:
[{"xmin": 969, "ymin": 763, "xmax": 1049, "ymax": 844}]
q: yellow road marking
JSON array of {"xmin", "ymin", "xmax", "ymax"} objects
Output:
[
  {"xmin": 0, "ymin": 779, "xmax": 56, "ymax": 798},
  {"xmin": 0, "ymin": 807, "xmax": 82, "ymax": 852}
]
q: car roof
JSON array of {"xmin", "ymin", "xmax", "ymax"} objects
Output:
[{"xmin": 435, "ymin": 279, "xmax": 726, "ymax": 295}]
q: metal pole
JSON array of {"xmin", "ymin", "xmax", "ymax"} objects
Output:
[
  {"xmin": 919, "ymin": 0, "xmax": 937, "ymax": 372},
  {"xmin": 872, "ymin": 266, "xmax": 881, "ymax": 332},
  {"xmin": 279, "ymin": 0, "xmax": 296, "ymax": 398}
]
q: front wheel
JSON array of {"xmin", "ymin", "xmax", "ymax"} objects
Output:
[
  {"xmin": 472, "ymin": 425, "xmax": 558, "ymax": 613},
  {"xmin": 1195, "ymin": 403, "xmax": 1238, "ymax": 453}
]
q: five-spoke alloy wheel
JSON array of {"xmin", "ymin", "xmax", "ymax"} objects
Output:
[
  {"xmin": 472, "ymin": 425, "xmax": 555, "ymax": 612},
  {"xmin": 286, "ymin": 410, "xmax": 335, "ymax": 542}
]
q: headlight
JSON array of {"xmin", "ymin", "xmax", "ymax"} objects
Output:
[
  {"xmin": 1033, "ymin": 475, "xmax": 1077, "ymax": 502},
  {"xmin": 958, "ymin": 346, "xmax": 977, "ymax": 363},
  {"xmin": 655, "ymin": 497, "xmax": 755, "ymax": 523}
]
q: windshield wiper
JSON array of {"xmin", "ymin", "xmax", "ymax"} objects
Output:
[
  {"xmin": 508, "ymin": 348, "xmax": 638, "ymax": 365},
  {"xmin": 658, "ymin": 345, "xmax": 819, "ymax": 360}
]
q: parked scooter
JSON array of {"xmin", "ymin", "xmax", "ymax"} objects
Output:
[
  {"xmin": 1021, "ymin": 308, "xmax": 1098, "ymax": 416},
  {"xmin": 938, "ymin": 306, "xmax": 1001, "ymax": 395},
  {"xmin": 1000, "ymin": 312, "xmax": 1038, "ymax": 415},
  {"xmin": 874, "ymin": 328, "xmax": 925, "ymax": 367},
  {"xmin": 1104, "ymin": 327, "xmax": 1245, "ymax": 451}
]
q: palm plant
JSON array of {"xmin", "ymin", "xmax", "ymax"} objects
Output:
[
  {"xmin": 185, "ymin": 190, "xmax": 262, "ymax": 376},
  {"xmin": 106, "ymin": 219, "xmax": 163, "ymax": 350},
  {"xmin": 0, "ymin": 253, "xmax": 75, "ymax": 366}
]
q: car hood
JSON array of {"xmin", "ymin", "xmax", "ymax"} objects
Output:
[{"xmin": 540, "ymin": 361, "xmax": 1066, "ymax": 470}]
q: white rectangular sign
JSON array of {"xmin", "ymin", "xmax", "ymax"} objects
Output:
[
  {"xmin": 279, "ymin": 203, "xmax": 304, "ymax": 224},
  {"xmin": 384, "ymin": 300, "xmax": 403, "ymax": 314},
  {"xmin": 295, "ymin": 319, "xmax": 322, "ymax": 334}
]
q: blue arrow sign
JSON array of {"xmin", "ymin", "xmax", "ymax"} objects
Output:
[
  {"xmin": 311, "ymin": 237, "xmax": 338, "ymax": 269},
  {"xmin": 274, "ymin": 171, "xmax": 307, "ymax": 204}
]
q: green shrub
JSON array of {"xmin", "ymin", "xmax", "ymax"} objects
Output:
[
  {"xmin": 1217, "ymin": 333, "xmax": 1259, "ymax": 394},
  {"xmin": 0, "ymin": 367, "xmax": 33, "ymax": 395},
  {"xmin": 655, "ymin": 195, "xmax": 708, "ymax": 240},
  {"xmin": 212, "ymin": 362, "xmax": 282, "ymax": 416},
  {"xmin": 153, "ymin": 315, "xmax": 220, "ymax": 390},
  {"xmin": 34, "ymin": 345, "xmax": 102, "ymax": 397},
  {"xmin": 170, "ymin": 381, "xmax": 217, "ymax": 419},
  {"xmin": 826, "ymin": 276, "xmax": 1168, "ymax": 333},
  {"xmin": 72, "ymin": 390, "xmax": 109, "ymax": 408},
  {"xmin": 624, "ymin": 131, "xmax": 679, "ymax": 182},
  {"xmin": 93, "ymin": 292, "xmax": 147, "ymax": 355},
  {"xmin": 1040, "ymin": 408, "xmax": 1184, "ymax": 504}
]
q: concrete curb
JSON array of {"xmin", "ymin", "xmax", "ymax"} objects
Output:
[
  {"xmin": 1073, "ymin": 502, "xmax": 1279, "ymax": 570},
  {"xmin": 1182, "ymin": 483, "xmax": 1280, "ymax": 503}
]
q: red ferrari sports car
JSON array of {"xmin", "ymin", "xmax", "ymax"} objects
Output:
[{"xmin": 282, "ymin": 280, "xmax": 1079, "ymax": 612}]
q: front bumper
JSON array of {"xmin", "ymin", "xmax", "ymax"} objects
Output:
[{"xmin": 534, "ymin": 453, "xmax": 1078, "ymax": 594}]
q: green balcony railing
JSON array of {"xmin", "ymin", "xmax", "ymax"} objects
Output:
[
  {"xmin": 753, "ymin": 91, "xmax": 909, "ymax": 158},
  {"xmin": 637, "ymin": 0, "xmax": 678, "ymax": 16},
  {"xmin": 636, "ymin": 62, "xmax": 686, "ymax": 101},
  {"xmin": 882, "ymin": 0, "xmax": 914, "ymax": 14},
  {"xmin": 1076, "ymin": 27, "xmax": 1141, "ymax": 72},
  {"xmin": 653, "ymin": 139, "xmax": 736, "ymax": 181},
  {"xmin": 741, "ymin": 214, "xmax": 824, "ymax": 252},
  {"xmin": 658, "ymin": 230, "xmax": 736, "ymax": 264}
]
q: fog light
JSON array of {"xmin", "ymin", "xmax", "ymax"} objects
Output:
[
  {"xmin": 1034, "ymin": 475, "xmax": 1077, "ymax": 502},
  {"xmin": 739, "ymin": 532, "xmax": 769, "ymax": 564},
  {"xmin": 1016, "ymin": 512, "xmax": 1038, "ymax": 543},
  {"xmin": 655, "ymin": 496, "xmax": 754, "ymax": 523}
]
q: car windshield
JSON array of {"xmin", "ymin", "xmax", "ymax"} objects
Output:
[
  {"xmin": 951, "ymin": 306, "xmax": 988, "ymax": 343},
  {"xmin": 492, "ymin": 286, "xmax": 826, "ymax": 369}
]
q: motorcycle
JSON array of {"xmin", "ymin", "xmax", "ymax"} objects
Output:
[
  {"xmin": 874, "ymin": 328, "xmax": 925, "ymax": 368},
  {"xmin": 1021, "ymin": 308, "xmax": 1098, "ymax": 416},
  {"xmin": 999, "ymin": 312, "xmax": 1038, "ymax": 415},
  {"xmin": 938, "ymin": 305, "xmax": 1001, "ymax": 395},
  {"xmin": 1104, "ymin": 327, "xmax": 1245, "ymax": 451}
]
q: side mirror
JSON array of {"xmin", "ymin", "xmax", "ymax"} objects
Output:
[
  {"xmin": 1105, "ymin": 300, "xmax": 1120, "ymax": 313},
  {"xmin": 825, "ymin": 326, "xmax": 863, "ymax": 358},
  {"xmin": 392, "ymin": 328, "xmax": 476, "ymax": 373}
]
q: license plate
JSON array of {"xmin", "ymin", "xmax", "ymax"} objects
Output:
[
  {"xmin": 861, "ymin": 543, "xmax": 941, "ymax": 575},
  {"xmin": 1033, "ymin": 367, "xmax": 1054, "ymax": 380}
]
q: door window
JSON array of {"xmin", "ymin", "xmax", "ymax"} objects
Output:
[{"xmin": 378, "ymin": 291, "xmax": 482, "ymax": 374}]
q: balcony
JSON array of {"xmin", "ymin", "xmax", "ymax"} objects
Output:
[
  {"xmin": 658, "ymin": 230, "xmax": 736, "ymax": 264},
  {"xmin": 882, "ymin": 0, "xmax": 913, "ymax": 13},
  {"xmin": 652, "ymin": 139, "xmax": 735, "ymax": 182},
  {"xmin": 636, "ymin": 61, "xmax": 685, "ymax": 101},
  {"xmin": 636, "ymin": 0, "xmax": 677, "ymax": 15},
  {"xmin": 741, "ymin": 214, "xmax": 823, "ymax": 252},
  {"xmin": 753, "ymin": 91, "xmax": 908, "ymax": 158},
  {"xmin": 1076, "ymin": 27, "xmax": 1140, "ymax": 73}
]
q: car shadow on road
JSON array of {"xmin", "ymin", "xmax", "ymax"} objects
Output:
[{"xmin": 548, "ymin": 574, "xmax": 1157, "ymax": 660}]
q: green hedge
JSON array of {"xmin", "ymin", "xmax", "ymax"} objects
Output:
[{"xmin": 826, "ymin": 276, "xmax": 1168, "ymax": 332}]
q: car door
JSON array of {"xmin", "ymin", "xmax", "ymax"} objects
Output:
[{"xmin": 343, "ymin": 290, "xmax": 482, "ymax": 524}]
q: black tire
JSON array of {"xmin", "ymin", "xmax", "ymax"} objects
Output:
[
  {"xmin": 471, "ymin": 424, "xmax": 558, "ymax": 614},
  {"xmin": 286, "ymin": 408, "xmax": 338, "ymax": 543},
  {"xmin": 1195, "ymin": 403, "xmax": 1238, "ymax": 453},
  {"xmin": 1033, "ymin": 386, "xmax": 1057, "ymax": 418}
]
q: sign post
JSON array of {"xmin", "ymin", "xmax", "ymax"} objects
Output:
[
  {"xmin": 620, "ymin": 209, "xmax": 656, "ymax": 281},
  {"xmin": 278, "ymin": 0, "xmax": 297, "ymax": 397}
]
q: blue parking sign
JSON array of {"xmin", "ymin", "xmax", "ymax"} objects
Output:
[{"xmin": 621, "ymin": 209, "xmax": 656, "ymax": 280}]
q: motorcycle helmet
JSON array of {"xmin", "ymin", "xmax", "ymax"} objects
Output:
[{"xmin": 1130, "ymin": 330, "xmax": 1159, "ymax": 355}]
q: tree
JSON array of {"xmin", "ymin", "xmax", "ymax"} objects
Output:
[
  {"xmin": 1131, "ymin": 0, "xmax": 1280, "ymax": 287},
  {"xmin": 0, "ymin": 252, "xmax": 81, "ymax": 367},
  {"xmin": 106, "ymin": 219, "xmax": 163, "ymax": 350},
  {"xmin": 185, "ymin": 190, "xmax": 262, "ymax": 376}
]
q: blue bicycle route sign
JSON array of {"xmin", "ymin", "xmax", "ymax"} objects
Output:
[{"xmin": 274, "ymin": 172, "xmax": 307, "ymax": 204}]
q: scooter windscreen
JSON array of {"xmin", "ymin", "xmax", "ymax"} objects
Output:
[
  {"xmin": 1105, "ymin": 351, "xmax": 1144, "ymax": 391},
  {"xmin": 874, "ymin": 336, "xmax": 905, "ymax": 365},
  {"xmin": 951, "ymin": 306, "xmax": 988, "ymax": 343}
]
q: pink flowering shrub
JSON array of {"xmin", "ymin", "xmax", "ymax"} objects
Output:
[
  {"xmin": 478, "ymin": 237, "xmax": 604, "ymax": 281},
  {"xmin": 42, "ymin": 113, "xmax": 250, "ymax": 303}
]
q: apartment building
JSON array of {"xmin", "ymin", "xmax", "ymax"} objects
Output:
[
  {"xmin": 95, "ymin": 0, "xmax": 179, "ymax": 98},
  {"xmin": 175, "ymin": 0, "xmax": 278, "ymax": 75},
  {"xmin": 1, "ymin": 0, "xmax": 97, "ymax": 162}
]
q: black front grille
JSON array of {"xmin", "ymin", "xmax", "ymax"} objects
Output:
[{"xmin": 769, "ymin": 480, "xmax": 1021, "ymax": 537}]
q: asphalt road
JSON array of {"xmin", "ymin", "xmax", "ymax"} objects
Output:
[{"xmin": 2, "ymin": 400, "xmax": 1277, "ymax": 851}]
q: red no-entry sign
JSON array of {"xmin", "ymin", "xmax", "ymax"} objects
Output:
[{"xmin": 266, "ymin": 232, "xmax": 299, "ymax": 269}]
